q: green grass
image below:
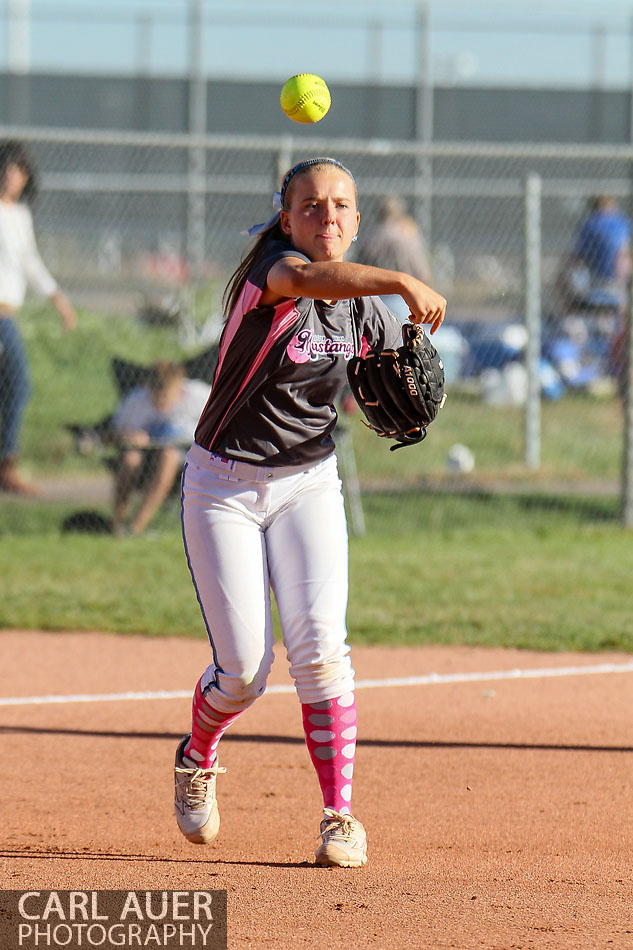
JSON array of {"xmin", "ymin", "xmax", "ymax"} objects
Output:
[
  {"xmin": 15, "ymin": 301, "xmax": 625, "ymax": 487},
  {"xmin": 348, "ymin": 493, "xmax": 632, "ymax": 653},
  {"xmin": 2, "ymin": 303, "xmax": 631, "ymax": 652},
  {"xmin": 19, "ymin": 302, "xmax": 194, "ymax": 469},
  {"xmin": 341, "ymin": 387, "xmax": 623, "ymax": 488},
  {"xmin": 1, "ymin": 491, "xmax": 631, "ymax": 653}
]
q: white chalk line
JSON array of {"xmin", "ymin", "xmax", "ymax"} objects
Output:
[{"xmin": 1, "ymin": 660, "xmax": 633, "ymax": 707}]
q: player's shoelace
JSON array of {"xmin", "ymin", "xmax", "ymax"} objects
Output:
[
  {"xmin": 174, "ymin": 763, "xmax": 226, "ymax": 809},
  {"xmin": 319, "ymin": 811, "xmax": 362, "ymax": 842}
]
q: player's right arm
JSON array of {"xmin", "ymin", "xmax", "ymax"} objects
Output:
[{"xmin": 263, "ymin": 257, "xmax": 446, "ymax": 333}]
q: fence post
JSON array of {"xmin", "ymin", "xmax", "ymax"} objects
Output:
[
  {"xmin": 524, "ymin": 172, "xmax": 542, "ymax": 470},
  {"xmin": 276, "ymin": 137, "xmax": 293, "ymax": 189},
  {"xmin": 413, "ymin": 4, "xmax": 433, "ymax": 245},
  {"xmin": 621, "ymin": 293, "xmax": 633, "ymax": 526},
  {"xmin": 336, "ymin": 426, "xmax": 366, "ymax": 537},
  {"xmin": 186, "ymin": 0, "xmax": 206, "ymax": 281}
]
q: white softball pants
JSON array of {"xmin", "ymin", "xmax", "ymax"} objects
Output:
[{"xmin": 181, "ymin": 441, "xmax": 355, "ymax": 714}]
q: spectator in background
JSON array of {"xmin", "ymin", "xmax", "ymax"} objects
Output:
[
  {"xmin": 562, "ymin": 195, "xmax": 632, "ymax": 313},
  {"xmin": 0, "ymin": 139, "xmax": 77, "ymax": 495},
  {"xmin": 111, "ymin": 361, "xmax": 209, "ymax": 536},
  {"xmin": 552, "ymin": 195, "xmax": 633, "ymax": 388},
  {"xmin": 355, "ymin": 196, "xmax": 433, "ymax": 321}
]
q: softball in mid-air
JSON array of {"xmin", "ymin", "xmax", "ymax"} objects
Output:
[{"xmin": 280, "ymin": 74, "xmax": 331, "ymax": 124}]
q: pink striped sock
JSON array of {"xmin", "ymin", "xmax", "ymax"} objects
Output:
[
  {"xmin": 184, "ymin": 678, "xmax": 243, "ymax": 767},
  {"xmin": 301, "ymin": 691, "xmax": 357, "ymax": 815}
]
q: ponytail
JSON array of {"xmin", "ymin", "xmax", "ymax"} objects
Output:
[{"xmin": 222, "ymin": 219, "xmax": 289, "ymax": 321}]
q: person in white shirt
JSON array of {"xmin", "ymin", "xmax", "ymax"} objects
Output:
[
  {"xmin": 111, "ymin": 360, "xmax": 209, "ymax": 535},
  {"xmin": 0, "ymin": 139, "xmax": 77, "ymax": 495}
]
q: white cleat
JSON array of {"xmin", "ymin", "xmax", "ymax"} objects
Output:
[
  {"xmin": 315, "ymin": 808, "xmax": 368, "ymax": 868},
  {"xmin": 174, "ymin": 735, "xmax": 226, "ymax": 845}
]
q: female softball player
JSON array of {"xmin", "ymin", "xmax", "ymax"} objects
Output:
[{"xmin": 174, "ymin": 156, "xmax": 446, "ymax": 867}]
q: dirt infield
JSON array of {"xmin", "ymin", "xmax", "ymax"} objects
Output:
[{"xmin": 1, "ymin": 630, "xmax": 632, "ymax": 949}]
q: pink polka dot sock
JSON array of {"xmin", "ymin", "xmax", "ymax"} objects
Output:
[
  {"xmin": 184, "ymin": 678, "xmax": 243, "ymax": 768},
  {"xmin": 301, "ymin": 691, "xmax": 358, "ymax": 816}
]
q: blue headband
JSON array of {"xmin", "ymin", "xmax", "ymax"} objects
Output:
[{"xmin": 280, "ymin": 157, "xmax": 355, "ymax": 208}]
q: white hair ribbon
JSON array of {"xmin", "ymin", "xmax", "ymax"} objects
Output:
[{"xmin": 243, "ymin": 192, "xmax": 283, "ymax": 237}]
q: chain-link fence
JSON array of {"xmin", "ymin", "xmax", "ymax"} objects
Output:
[{"xmin": 2, "ymin": 127, "xmax": 633, "ymax": 529}]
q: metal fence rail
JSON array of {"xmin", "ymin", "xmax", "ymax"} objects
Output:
[{"xmin": 2, "ymin": 126, "xmax": 633, "ymax": 524}]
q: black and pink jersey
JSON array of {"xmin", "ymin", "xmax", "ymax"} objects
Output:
[{"xmin": 194, "ymin": 240, "xmax": 403, "ymax": 467}]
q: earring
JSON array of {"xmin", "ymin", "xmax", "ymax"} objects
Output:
[{"xmin": 352, "ymin": 233, "xmax": 358, "ymax": 243}]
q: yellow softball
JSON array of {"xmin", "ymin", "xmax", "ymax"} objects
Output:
[{"xmin": 280, "ymin": 74, "xmax": 331, "ymax": 124}]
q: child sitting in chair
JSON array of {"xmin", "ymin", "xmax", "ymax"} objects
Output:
[{"xmin": 111, "ymin": 361, "xmax": 208, "ymax": 535}]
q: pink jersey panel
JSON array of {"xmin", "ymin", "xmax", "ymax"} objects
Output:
[
  {"xmin": 215, "ymin": 279, "xmax": 262, "ymax": 379},
  {"xmin": 208, "ymin": 295, "xmax": 301, "ymax": 447}
]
